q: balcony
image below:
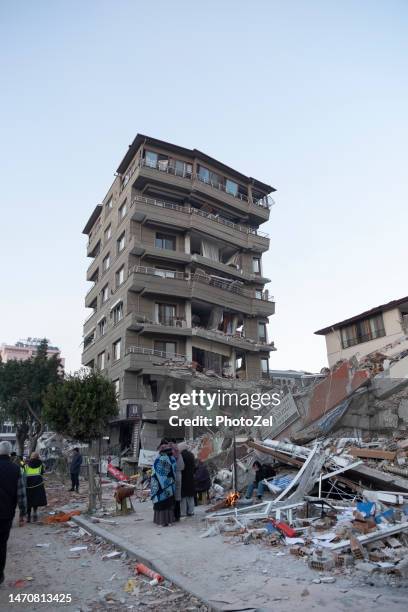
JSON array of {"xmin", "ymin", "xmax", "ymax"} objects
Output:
[
  {"xmin": 125, "ymin": 312, "xmax": 190, "ymax": 336},
  {"xmin": 123, "ymin": 345, "xmax": 188, "ymax": 375},
  {"xmin": 128, "ymin": 265, "xmax": 275, "ymax": 316},
  {"xmin": 127, "ymin": 159, "xmax": 272, "ymax": 223},
  {"xmin": 85, "ymin": 283, "xmax": 99, "ymax": 308},
  {"xmin": 192, "ymin": 327, "xmax": 275, "ymax": 352}
]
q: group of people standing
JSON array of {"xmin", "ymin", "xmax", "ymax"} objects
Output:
[{"xmin": 150, "ymin": 440, "xmax": 211, "ymax": 527}]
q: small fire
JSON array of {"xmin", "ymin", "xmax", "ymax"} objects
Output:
[{"xmin": 226, "ymin": 491, "xmax": 240, "ymax": 507}]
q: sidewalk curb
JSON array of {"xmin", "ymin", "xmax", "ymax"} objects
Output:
[{"xmin": 72, "ymin": 515, "xmax": 225, "ymax": 612}]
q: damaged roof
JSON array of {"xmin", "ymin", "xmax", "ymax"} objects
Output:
[
  {"xmin": 116, "ymin": 133, "xmax": 276, "ymax": 194},
  {"xmin": 315, "ymin": 296, "xmax": 408, "ymax": 335}
]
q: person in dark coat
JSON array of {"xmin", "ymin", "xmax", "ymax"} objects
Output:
[
  {"xmin": 69, "ymin": 448, "xmax": 83, "ymax": 492},
  {"xmin": 179, "ymin": 443, "xmax": 195, "ymax": 516},
  {"xmin": 194, "ymin": 459, "xmax": 211, "ymax": 505},
  {"xmin": 24, "ymin": 452, "xmax": 47, "ymax": 522},
  {"xmin": 0, "ymin": 441, "xmax": 26, "ymax": 585},
  {"xmin": 245, "ymin": 460, "xmax": 276, "ymax": 500}
]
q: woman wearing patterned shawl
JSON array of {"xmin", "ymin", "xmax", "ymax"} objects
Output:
[{"xmin": 150, "ymin": 443, "xmax": 177, "ymax": 526}]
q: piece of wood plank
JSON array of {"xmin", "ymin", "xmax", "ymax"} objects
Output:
[{"xmin": 349, "ymin": 447, "xmax": 397, "ymax": 460}]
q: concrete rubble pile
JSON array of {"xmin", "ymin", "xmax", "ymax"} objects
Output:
[{"xmin": 201, "ymin": 435, "xmax": 408, "ymax": 587}]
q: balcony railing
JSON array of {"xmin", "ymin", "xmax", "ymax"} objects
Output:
[
  {"xmin": 134, "ymin": 158, "xmax": 274, "ymax": 210},
  {"xmin": 128, "ymin": 265, "xmax": 274, "ymax": 302},
  {"xmin": 126, "ymin": 345, "xmax": 187, "ymax": 361},
  {"xmin": 341, "ymin": 329, "xmax": 386, "ymax": 349},
  {"xmin": 130, "ymin": 312, "xmax": 187, "ymax": 328},
  {"xmin": 131, "ymin": 194, "xmax": 269, "ymax": 238}
]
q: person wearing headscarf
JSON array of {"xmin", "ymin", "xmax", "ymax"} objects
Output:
[
  {"xmin": 179, "ymin": 442, "xmax": 196, "ymax": 517},
  {"xmin": 24, "ymin": 451, "xmax": 47, "ymax": 523},
  {"xmin": 150, "ymin": 443, "xmax": 177, "ymax": 526}
]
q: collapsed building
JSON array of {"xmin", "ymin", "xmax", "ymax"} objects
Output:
[{"xmin": 81, "ymin": 135, "xmax": 277, "ymax": 454}]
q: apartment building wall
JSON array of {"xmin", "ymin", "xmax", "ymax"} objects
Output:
[{"xmin": 324, "ymin": 308, "xmax": 404, "ymax": 367}]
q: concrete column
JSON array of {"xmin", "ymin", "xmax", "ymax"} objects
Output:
[
  {"xmin": 185, "ymin": 337, "xmax": 192, "ymax": 361},
  {"xmin": 185, "ymin": 301, "xmax": 192, "ymax": 327},
  {"xmin": 231, "ymin": 348, "xmax": 236, "ymax": 376},
  {"xmin": 247, "ymin": 183, "xmax": 253, "ymax": 203},
  {"xmin": 185, "ymin": 231, "xmax": 191, "ymax": 254}
]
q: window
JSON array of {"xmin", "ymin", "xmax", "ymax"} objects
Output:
[
  {"xmin": 174, "ymin": 160, "xmax": 192, "ymax": 177},
  {"xmin": 104, "ymin": 225, "xmax": 111, "ymax": 242},
  {"xmin": 198, "ymin": 165, "xmax": 210, "ymax": 183},
  {"xmin": 155, "ymin": 268, "xmax": 176, "ymax": 278},
  {"xmin": 261, "ymin": 358, "xmax": 269, "ymax": 376},
  {"xmin": 340, "ymin": 314, "xmax": 386, "ymax": 349},
  {"xmin": 84, "ymin": 331, "xmax": 95, "ymax": 349},
  {"xmin": 252, "ymin": 257, "xmax": 261, "ymax": 274},
  {"xmin": 98, "ymin": 317, "xmax": 107, "ymax": 336},
  {"xmin": 155, "ymin": 233, "xmax": 176, "ymax": 250},
  {"xmin": 119, "ymin": 201, "xmax": 127, "ymax": 221},
  {"xmin": 113, "ymin": 339, "xmax": 121, "ymax": 361},
  {"xmin": 156, "ymin": 303, "xmax": 176, "ymax": 325},
  {"xmin": 225, "ymin": 179, "xmax": 238, "ymax": 196},
  {"xmin": 113, "ymin": 379, "xmax": 120, "ymax": 396},
  {"xmin": 98, "ymin": 351, "xmax": 105, "ymax": 370},
  {"xmin": 101, "ymin": 284, "xmax": 109, "ymax": 303},
  {"xmin": 103, "ymin": 253, "xmax": 110, "ymax": 272},
  {"xmin": 145, "ymin": 150, "xmax": 158, "ymax": 167},
  {"xmin": 117, "ymin": 232, "xmax": 125, "ymax": 253},
  {"xmin": 116, "ymin": 265, "xmax": 125, "ymax": 287},
  {"xmin": 112, "ymin": 302, "xmax": 123, "ymax": 325},
  {"xmin": 255, "ymin": 289, "xmax": 263, "ymax": 300},
  {"xmin": 106, "ymin": 196, "xmax": 113, "ymax": 210},
  {"xmin": 154, "ymin": 341, "xmax": 176, "ymax": 356},
  {"xmin": 258, "ymin": 322, "xmax": 267, "ymax": 343}
]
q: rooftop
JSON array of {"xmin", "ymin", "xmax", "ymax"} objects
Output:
[
  {"xmin": 116, "ymin": 134, "xmax": 276, "ymax": 195},
  {"xmin": 314, "ymin": 295, "xmax": 408, "ymax": 335}
]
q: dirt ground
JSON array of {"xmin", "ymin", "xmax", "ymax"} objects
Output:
[{"xmin": 0, "ymin": 478, "xmax": 205, "ymax": 612}]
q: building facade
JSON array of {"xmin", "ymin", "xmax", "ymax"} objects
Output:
[
  {"xmin": 0, "ymin": 338, "xmax": 63, "ymax": 449},
  {"xmin": 81, "ymin": 135, "xmax": 276, "ymax": 452},
  {"xmin": 1, "ymin": 338, "xmax": 63, "ymax": 365},
  {"xmin": 315, "ymin": 297, "xmax": 408, "ymax": 368}
]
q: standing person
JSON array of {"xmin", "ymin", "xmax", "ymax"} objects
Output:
[
  {"xmin": 170, "ymin": 440, "xmax": 184, "ymax": 522},
  {"xmin": 24, "ymin": 452, "xmax": 47, "ymax": 523},
  {"xmin": 69, "ymin": 448, "xmax": 83, "ymax": 492},
  {"xmin": 179, "ymin": 442, "xmax": 195, "ymax": 517},
  {"xmin": 150, "ymin": 443, "xmax": 176, "ymax": 526},
  {"xmin": 0, "ymin": 441, "xmax": 26, "ymax": 584}
]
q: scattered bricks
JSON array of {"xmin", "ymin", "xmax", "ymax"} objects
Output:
[
  {"xmin": 290, "ymin": 546, "xmax": 301, "ymax": 556},
  {"xmin": 334, "ymin": 554, "xmax": 345, "ymax": 567},
  {"xmin": 268, "ymin": 535, "xmax": 281, "ymax": 547},
  {"xmin": 352, "ymin": 519, "xmax": 377, "ymax": 535},
  {"xmin": 350, "ymin": 534, "xmax": 366, "ymax": 560}
]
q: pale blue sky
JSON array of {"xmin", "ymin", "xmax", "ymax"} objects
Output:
[{"xmin": 0, "ymin": 1, "xmax": 407, "ymax": 373}]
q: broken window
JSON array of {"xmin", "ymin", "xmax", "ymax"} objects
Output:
[{"xmin": 201, "ymin": 239, "xmax": 219, "ymax": 261}]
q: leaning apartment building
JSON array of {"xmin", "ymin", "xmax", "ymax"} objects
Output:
[{"xmin": 82, "ymin": 135, "xmax": 276, "ymax": 455}]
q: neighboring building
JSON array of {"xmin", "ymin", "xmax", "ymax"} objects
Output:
[
  {"xmin": 315, "ymin": 296, "xmax": 408, "ymax": 368},
  {"xmin": 268, "ymin": 369, "xmax": 326, "ymax": 394},
  {"xmin": 0, "ymin": 338, "xmax": 63, "ymax": 449},
  {"xmin": 0, "ymin": 338, "xmax": 64, "ymax": 366},
  {"xmin": 82, "ymin": 134, "xmax": 276, "ymax": 452}
]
